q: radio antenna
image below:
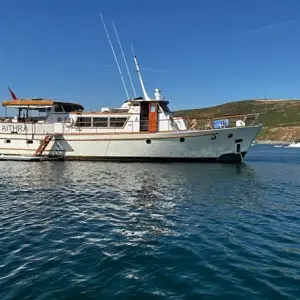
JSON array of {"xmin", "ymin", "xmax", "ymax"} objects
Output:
[
  {"xmin": 100, "ymin": 13, "xmax": 129, "ymax": 99},
  {"xmin": 131, "ymin": 45, "xmax": 151, "ymax": 101},
  {"xmin": 112, "ymin": 21, "xmax": 137, "ymax": 98}
]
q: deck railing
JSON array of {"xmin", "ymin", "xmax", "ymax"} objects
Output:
[
  {"xmin": 0, "ymin": 113, "xmax": 260, "ymax": 134},
  {"xmin": 63, "ymin": 112, "xmax": 260, "ymax": 133},
  {"xmin": 181, "ymin": 113, "xmax": 260, "ymax": 130}
]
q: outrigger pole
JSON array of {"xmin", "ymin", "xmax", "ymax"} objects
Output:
[
  {"xmin": 100, "ymin": 13, "xmax": 129, "ymax": 100},
  {"xmin": 112, "ymin": 21, "xmax": 137, "ymax": 98}
]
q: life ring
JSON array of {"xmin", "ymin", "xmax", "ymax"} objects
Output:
[{"xmin": 64, "ymin": 116, "xmax": 76, "ymax": 128}]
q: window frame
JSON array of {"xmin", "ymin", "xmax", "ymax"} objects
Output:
[
  {"xmin": 75, "ymin": 117, "xmax": 92, "ymax": 127},
  {"xmin": 108, "ymin": 117, "xmax": 128, "ymax": 128},
  {"xmin": 92, "ymin": 117, "xmax": 109, "ymax": 128}
]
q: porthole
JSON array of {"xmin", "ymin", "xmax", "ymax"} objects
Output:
[
  {"xmin": 211, "ymin": 135, "xmax": 216, "ymax": 140},
  {"xmin": 27, "ymin": 140, "xmax": 33, "ymax": 144},
  {"xmin": 180, "ymin": 137, "xmax": 185, "ymax": 142},
  {"xmin": 4, "ymin": 139, "xmax": 11, "ymax": 144},
  {"xmin": 146, "ymin": 139, "xmax": 151, "ymax": 144},
  {"xmin": 228, "ymin": 133, "xmax": 233, "ymax": 138},
  {"xmin": 57, "ymin": 117, "xmax": 62, "ymax": 122}
]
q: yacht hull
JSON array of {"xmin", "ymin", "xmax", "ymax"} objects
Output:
[{"xmin": 0, "ymin": 125, "xmax": 261, "ymax": 163}]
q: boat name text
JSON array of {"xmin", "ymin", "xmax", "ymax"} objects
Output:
[{"xmin": 0, "ymin": 125, "xmax": 28, "ymax": 132}]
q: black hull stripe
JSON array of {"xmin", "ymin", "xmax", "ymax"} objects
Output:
[
  {"xmin": 0, "ymin": 152, "xmax": 247, "ymax": 164},
  {"xmin": 53, "ymin": 152, "xmax": 247, "ymax": 164}
]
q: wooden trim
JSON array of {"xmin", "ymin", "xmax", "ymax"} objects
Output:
[
  {"xmin": 2, "ymin": 100, "xmax": 83, "ymax": 110},
  {"xmin": 2, "ymin": 100, "xmax": 55, "ymax": 106}
]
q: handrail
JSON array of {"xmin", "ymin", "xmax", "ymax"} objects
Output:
[
  {"xmin": 0, "ymin": 112, "xmax": 261, "ymax": 134},
  {"xmin": 66, "ymin": 113, "xmax": 260, "ymax": 131},
  {"xmin": 175, "ymin": 112, "xmax": 260, "ymax": 121}
]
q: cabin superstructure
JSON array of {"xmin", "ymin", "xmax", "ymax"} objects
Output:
[
  {"xmin": 0, "ymin": 91, "xmax": 187, "ymax": 135},
  {"xmin": 67, "ymin": 91, "xmax": 187, "ymax": 134}
]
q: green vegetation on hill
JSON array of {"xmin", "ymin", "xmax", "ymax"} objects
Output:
[{"xmin": 174, "ymin": 99, "xmax": 300, "ymax": 141}]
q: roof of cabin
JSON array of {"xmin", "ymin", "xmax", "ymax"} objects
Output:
[
  {"xmin": 2, "ymin": 99, "xmax": 84, "ymax": 110},
  {"xmin": 129, "ymin": 99, "xmax": 169, "ymax": 104}
]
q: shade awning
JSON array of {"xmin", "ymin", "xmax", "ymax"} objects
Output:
[
  {"xmin": 2, "ymin": 100, "xmax": 55, "ymax": 107},
  {"xmin": 2, "ymin": 99, "xmax": 84, "ymax": 111}
]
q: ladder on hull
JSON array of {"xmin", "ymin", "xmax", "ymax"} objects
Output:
[{"xmin": 35, "ymin": 134, "xmax": 55, "ymax": 157}]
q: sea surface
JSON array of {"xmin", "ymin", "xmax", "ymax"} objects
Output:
[{"xmin": 0, "ymin": 145, "xmax": 299, "ymax": 300}]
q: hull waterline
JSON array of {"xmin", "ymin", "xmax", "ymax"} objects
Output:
[{"xmin": 0, "ymin": 125, "xmax": 262, "ymax": 163}]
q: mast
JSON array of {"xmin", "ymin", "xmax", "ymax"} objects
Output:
[
  {"xmin": 132, "ymin": 46, "xmax": 151, "ymax": 101},
  {"xmin": 100, "ymin": 13, "xmax": 129, "ymax": 99},
  {"xmin": 112, "ymin": 21, "xmax": 137, "ymax": 98}
]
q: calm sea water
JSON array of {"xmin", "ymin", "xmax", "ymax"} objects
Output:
[{"xmin": 0, "ymin": 145, "xmax": 300, "ymax": 300}]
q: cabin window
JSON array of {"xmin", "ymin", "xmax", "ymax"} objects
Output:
[
  {"xmin": 159, "ymin": 103, "xmax": 171, "ymax": 114},
  {"xmin": 4, "ymin": 139, "xmax": 11, "ymax": 143},
  {"xmin": 75, "ymin": 117, "xmax": 92, "ymax": 127},
  {"xmin": 62, "ymin": 104, "xmax": 74, "ymax": 112},
  {"xmin": 150, "ymin": 104, "xmax": 156, "ymax": 112},
  {"xmin": 27, "ymin": 140, "xmax": 33, "ymax": 144},
  {"xmin": 109, "ymin": 117, "xmax": 127, "ymax": 128},
  {"xmin": 93, "ymin": 117, "xmax": 108, "ymax": 127},
  {"xmin": 72, "ymin": 105, "xmax": 82, "ymax": 112},
  {"xmin": 54, "ymin": 104, "xmax": 64, "ymax": 112},
  {"xmin": 36, "ymin": 107, "xmax": 51, "ymax": 120}
]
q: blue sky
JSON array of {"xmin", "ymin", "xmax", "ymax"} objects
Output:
[{"xmin": 0, "ymin": 0, "xmax": 300, "ymax": 112}]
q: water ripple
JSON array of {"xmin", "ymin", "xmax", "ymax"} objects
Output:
[{"xmin": 0, "ymin": 147, "xmax": 299, "ymax": 299}]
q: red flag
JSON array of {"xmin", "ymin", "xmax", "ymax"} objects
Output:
[{"xmin": 8, "ymin": 86, "xmax": 18, "ymax": 100}]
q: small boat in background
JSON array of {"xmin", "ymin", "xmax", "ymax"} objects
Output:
[{"xmin": 286, "ymin": 139, "xmax": 300, "ymax": 148}]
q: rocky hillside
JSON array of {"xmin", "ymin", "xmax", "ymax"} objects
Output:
[{"xmin": 174, "ymin": 99, "xmax": 300, "ymax": 142}]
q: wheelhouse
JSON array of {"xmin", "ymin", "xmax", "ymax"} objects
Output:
[
  {"xmin": 1, "ymin": 99, "xmax": 83, "ymax": 123},
  {"xmin": 67, "ymin": 96, "xmax": 187, "ymax": 133}
]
